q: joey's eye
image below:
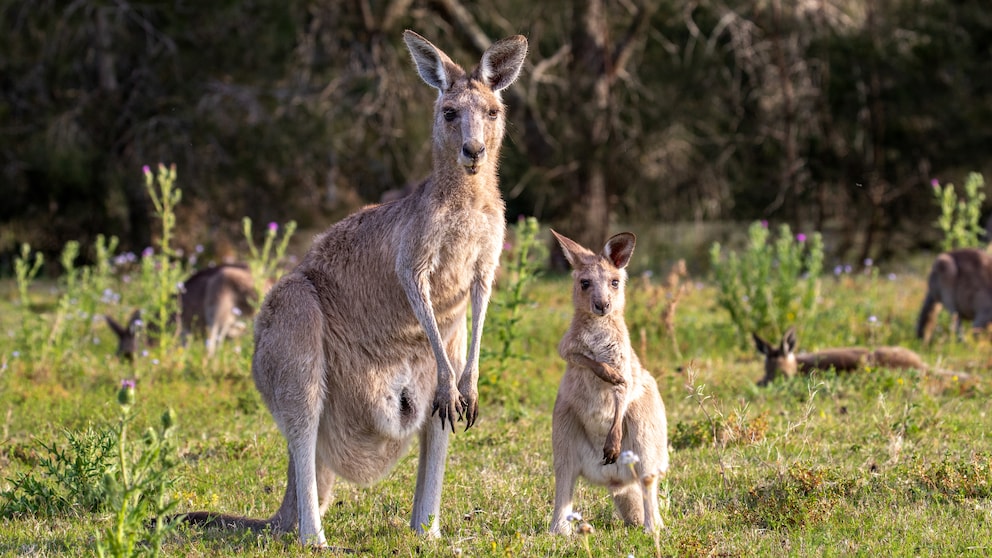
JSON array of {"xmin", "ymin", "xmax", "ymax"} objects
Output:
[
  {"xmin": 580, "ymin": 280, "xmax": 591, "ymax": 291},
  {"xmin": 488, "ymin": 108, "xmax": 499, "ymax": 120},
  {"xmin": 611, "ymin": 279, "xmax": 620, "ymax": 288},
  {"xmin": 443, "ymin": 109, "xmax": 457, "ymax": 122}
]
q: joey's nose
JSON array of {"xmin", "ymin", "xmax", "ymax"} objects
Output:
[
  {"xmin": 462, "ymin": 139, "xmax": 485, "ymax": 161},
  {"xmin": 593, "ymin": 301, "xmax": 610, "ymax": 315}
]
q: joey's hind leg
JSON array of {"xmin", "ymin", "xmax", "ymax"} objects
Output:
[
  {"xmin": 550, "ymin": 405, "xmax": 583, "ymax": 535},
  {"xmin": 610, "ymin": 483, "xmax": 644, "ymax": 526}
]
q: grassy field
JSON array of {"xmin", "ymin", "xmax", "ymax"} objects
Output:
[{"xmin": 1, "ymin": 241, "xmax": 991, "ymax": 557}]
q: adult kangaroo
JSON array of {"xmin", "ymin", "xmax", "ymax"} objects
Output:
[
  {"xmin": 752, "ymin": 326, "xmax": 971, "ymax": 387},
  {"xmin": 549, "ymin": 231, "xmax": 669, "ymax": 536},
  {"xmin": 178, "ymin": 31, "xmax": 527, "ymax": 547},
  {"xmin": 916, "ymin": 248, "xmax": 992, "ymax": 342}
]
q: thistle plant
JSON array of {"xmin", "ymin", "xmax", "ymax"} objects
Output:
[
  {"xmin": 932, "ymin": 172, "xmax": 987, "ymax": 251},
  {"xmin": 137, "ymin": 164, "xmax": 186, "ymax": 363},
  {"xmin": 96, "ymin": 380, "xmax": 180, "ymax": 558},
  {"xmin": 14, "ymin": 242, "xmax": 44, "ymax": 308},
  {"xmin": 480, "ymin": 216, "xmax": 547, "ymax": 407},
  {"xmin": 710, "ymin": 221, "xmax": 824, "ymax": 347},
  {"xmin": 243, "ymin": 216, "xmax": 297, "ymax": 305}
]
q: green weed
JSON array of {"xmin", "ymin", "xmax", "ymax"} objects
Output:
[
  {"xmin": 932, "ymin": 172, "xmax": 986, "ymax": 251},
  {"xmin": 709, "ymin": 221, "xmax": 824, "ymax": 347}
]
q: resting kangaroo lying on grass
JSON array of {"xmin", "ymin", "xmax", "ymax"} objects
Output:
[
  {"xmin": 916, "ymin": 248, "xmax": 992, "ymax": 342},
  {"xmin": 175, "ymin": 30, "xmax": 528, "ymax": 548},
  {"xmin": 752, "ymin": 326, "xmax": 972, "ymax": 387},
  {"xmin": 549, "ymin": 230, "xmax": 669, "ymax": 536},
  {"xmin": 105, "ymin": 264, "xmax": 256, "ymax": 359}
]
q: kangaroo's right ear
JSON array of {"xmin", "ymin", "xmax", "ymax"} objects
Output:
[
  {"xmin": 753, "ymin": 332, "xmax": 773, "ymax": 355},
  {"xmin": 403, "ymin": 30, "xmax": 464, "ymax": 92},
  {"xmin": 105, "ymin": 315, "xmax": 127, "ymax": 339},
  {"xmin": 782, "ymin": 326, "xmax": 798, "ymax": 354},
  {"xmin": 551, "ymin": 229, "xmax": 590, "ymax": 269}
]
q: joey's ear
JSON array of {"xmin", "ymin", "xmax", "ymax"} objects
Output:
[
  {"xmin": 403, "ymin": 30, "xmax": 464, "ymax": 92},
  {"xmin": 551, "ymin": 229, "xmax": 589, "ymax": 270},
  {"xmin": 105, "ymin": 315, "xmax": 127, "ymax": 339},
  {"xmin": 782, "ymin": 326, "xmax": 798, "ymax": 354},
  {"xmin": 477, "ymin": 35, "xmax": 528, "ymax": 92},
  {"xmin": 603, "ymin": 232, "xmax": 636, "ymax": 270},
  {"xmin": 753, "ymin": 332, "xmax": 772, "ymax": 355}
]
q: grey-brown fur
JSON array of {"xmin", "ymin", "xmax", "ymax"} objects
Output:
[
  {"xmin": 549, "ymin": 230, "xmax": 669, "ymax": 535},
  {"xmin": 916, "ymin": 248, "xmax": 992, "ymax": 341},
  {"xmin": 177, "ymin": 31, "xmax": 527, "ymax": 548},
  {"xmin": 753, "ymin": 326, "xmax": 972, "ymax": 386},
  {"xmin": 105, "ymin": 264, "xmax": 256, "ymax": 359}
]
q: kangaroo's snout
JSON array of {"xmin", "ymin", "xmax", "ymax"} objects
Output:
[
  {"xmin": 460, "ymin": 139, "xmax": 486, "ymax": 172},
  {"xmin": 592, "ymin": 299, "xmax": 611, "ymax": 316}
]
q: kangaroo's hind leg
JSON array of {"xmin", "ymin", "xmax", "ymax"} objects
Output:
[{"xmin": 252, "ymin": 274, "xmax": 328, "ymax": 546}]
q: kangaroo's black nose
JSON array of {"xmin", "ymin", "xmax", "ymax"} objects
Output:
[{"xmin": 462, "ymin": 140, "xmax": 485, "ymax": 160}]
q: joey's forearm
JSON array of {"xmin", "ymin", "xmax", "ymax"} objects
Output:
[{"xmin": 566, "ymin": 352, "xmax": 625, "ymax": 385}]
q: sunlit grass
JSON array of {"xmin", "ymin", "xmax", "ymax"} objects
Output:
[{"xmin": 1, "ymin": 254, "xmax": 990, "ymax": 556}]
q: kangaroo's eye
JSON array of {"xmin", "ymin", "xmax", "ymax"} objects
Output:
[
  {"xmin": 443, "ymin": 109, "xmax": 457, "ymax": 122},
  {"xmin": 488, "ymin": 108, "xmax": 499, "ymax": 120},
  {"xmin": 611, "ymin": 279, "xmax": 620, "ymax": 288},
  {"xmin": 580, "ymin": 280, "xmax": 591, "ymax": 291}
]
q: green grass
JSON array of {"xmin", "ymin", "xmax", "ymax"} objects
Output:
[{"xmin": 1, "ymin": 264, "xmax": 991, "ymax": 557}]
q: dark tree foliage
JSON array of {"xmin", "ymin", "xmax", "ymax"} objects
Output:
[{"xmin": 1, "ymin": 0, "xmax": 990, "ymax": 269}]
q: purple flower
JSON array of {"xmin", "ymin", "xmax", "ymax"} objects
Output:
[
  {"xmin": 142, "ymin": 165, "xmax": 151, "ymax": 175},
  {"xmin": 796, "ymin": 233, "xmax": 807, "ymax": 243},
  {"xmin": 268, "ymin": 222, "xmax": 279, "ymax": 233},
  {"xmin": 118, "ymin": 378, "xmax": 136, "ymax": 406},
  {"xmin": 142, "ymin": 247, "xmax": 154, "ymax": 258},
  {"xmin": 864, "ymin": 258, "xmax": 873, "ymax": 267},
  {"xmin": 931, "ymin": 178, "xmax": 940, "ymax": 189},
  {"xmin": 760, "ymin": 220, "xmax": 768, "ymax": 228}
]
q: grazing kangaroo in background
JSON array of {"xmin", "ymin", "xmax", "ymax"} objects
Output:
[
  {"xmin": 105, "ymin": 264, "xmax": 257, "ymax": 358},
  {"xmin": 549, "ymin": 231, "xmax": 669, "ymax": 536},
  {"xmin": 916, "ymin": 248, "xmax": 992, "ymax": 342},
  {"xmin": 176, "ymin": 31, "xmax": 527, "ymax": 548},
  {"xmin": 753, "ymin": 326, "xmax": 972, "ymax": 386}
]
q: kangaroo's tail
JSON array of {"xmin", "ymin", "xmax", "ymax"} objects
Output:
[{"xmin": 166, "ymin": 511, "xmax": 284, "ymax": 533}]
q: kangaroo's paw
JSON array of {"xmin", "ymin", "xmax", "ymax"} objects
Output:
[
  {"xmin": 457, "ymin": 388, "xmax": 479, "ymax": 430},
  {"xmin": 431, "ymin": 384, "xmax": 462, "ymax": 432}
]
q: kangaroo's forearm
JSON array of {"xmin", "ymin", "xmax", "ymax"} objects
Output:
[{"xmin": 567, "ymin": 353, "xmax": 625, "ymax": 385}]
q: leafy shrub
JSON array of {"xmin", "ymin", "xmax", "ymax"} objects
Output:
[
  {"xmin": 931, "ymin": 172, "xmax": 986, "ymax": 251},
  {"xmin": 709, "ymin": 221, "xmax": 823, "ymax": 347}
]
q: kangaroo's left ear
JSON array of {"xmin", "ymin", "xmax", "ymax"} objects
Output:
[{"xmin": 603, "ymin": 232, "xmax": 636, "ymax": 270}]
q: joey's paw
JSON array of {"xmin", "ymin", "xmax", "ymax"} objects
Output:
[{"xmin": 602, "ymin": 432, "xmax": 622, "ymax": 464}]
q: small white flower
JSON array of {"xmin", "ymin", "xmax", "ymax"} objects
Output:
[
  {"xmin": 565, "ymin": 511, "xmax": 583, "ymax": 523},
  {"xmin": 232, "ymin": 307, "xmax": 242, "ymax": 317},
  {"xmin": 619, "ymin": 450, "xmax": 640, "ymax": 465}
]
